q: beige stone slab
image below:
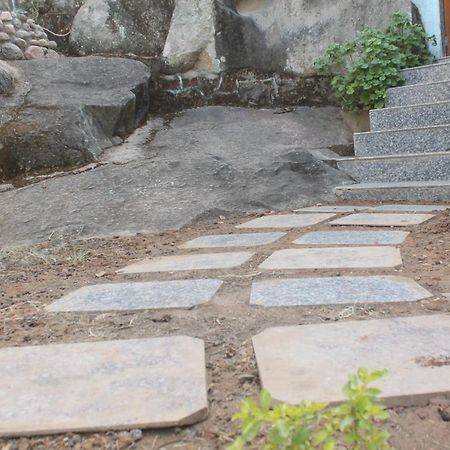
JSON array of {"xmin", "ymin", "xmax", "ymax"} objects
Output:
[
  {"xmin": 253, "ymin": 314, "xmax": 450, "ymax": 407},
  {"xmin": 0, "ymin": 337, "xmax": 208, "ymax": 437},
  {"xmin": 331, "ymin": 213, "xmax": 435, "ymax": 227},
  {"xmin": 259, "ymin": 246, "xmax": 402, "ymax": 270},
  {"xmin": 371, "ymin": 204, "xmax": 448, "ymax": 213},
  {"xmin": 294, "ymin": 205, "xmax": 371, "ymax": 213},
  {"xmin": 118, "ymin": 251, "xmax": 254, "ymax": 274},
  {"xmin": 236, "ymin": 213, "xmax": 335, "ymax": 229}
]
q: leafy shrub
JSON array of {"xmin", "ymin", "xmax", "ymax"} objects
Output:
[
  {"xmin": 229, "ymin": 368, "xmax": 392, "ymax": 450},
  {"xmin": 315, "ymin": 12, "xmax": 436, "ymax": 111}
]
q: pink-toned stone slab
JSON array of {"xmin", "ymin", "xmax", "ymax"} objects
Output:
[
  {"xmin": 331, "ymin": 213, "xmax": 435, "ymax": 227},
  {"xmin": 0, "ymin": 337, "xmax": 208, "ymax": 437},
  {"xmin": 118, "ymin": 251, "xmax": 254, "ymax": 274},
  {"xmin": 236, "ymin": 213, "xmax": 335, "ymax": 229},
  {"xmin": 253, "ymin": 314, "xmax": 450, "ymax": 407},
  {"xmin": 259, "ymin": 246, "xmax": 402, "ymax": 270}
]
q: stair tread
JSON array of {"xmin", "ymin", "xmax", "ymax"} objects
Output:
[
  {"xmin": 355, "ymin": 123, "xmax": 450, "ymax": 136},
  {"xmin": 335, "ymin": 151, "xmax": 450, "ymax": 162},
  {"xmin": 336, "ymin": 180, "xmax": 450, "ymax": 189}
]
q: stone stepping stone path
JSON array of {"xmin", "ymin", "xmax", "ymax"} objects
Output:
[
  {"xmin": 331, "ymin": 212, "xmax": 435, "ymax": 227},
  {"xmin": 179, "ymin": 232, "xmax": 285, "ymax": 249},
  {"xmin": 118, "ymin": 251, "xmax": 254, "ymax": 274},
  {"xmin": 253, "ymin": 314, "xmax": 450, "ymax": 407},
  {"xmin": 236, "ymin": 213, "xmax": 335, "ymax": 229},
  {"xmin": 294, "ymin": 205, "xmax": 369, "ymax": 213},
  {"xmin": 250, "ymin": 276, "xmax": 432, "ymax": 307},
  {"xmin": 293, "ymin": 230, "xmax": 409, "ymax": 246},
  {"xmin": 47, "ymin": 279, "xmax": 223, "ymax": 312},
  {"xmin": 259, "ymin": 246, "xmax": 402, "ymax": 270},
  {"xmin": 0, "ymin": 337, "xmax": 208, "ymax": 437},
  {"xmin": 372, "ymin": 204, "xmax": 448, "ymax": 213}
]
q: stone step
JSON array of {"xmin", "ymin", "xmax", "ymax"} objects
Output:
[
  {"xmin": 386, "ymin": 80, "xmax": 450, "ymax": 107},
  {"xmin": 402, "ymin": 60, "xmax": 450, "ymax": 85},
  {"xmin": 335, "ymin": 180, "xmax": 450, "ymax": 202},
  {"xmin": 354, "ymin": 124, "xmax": 450, "ymax": 157},
  {"xmin": 335, "ymin": 151, "xmax": 450, "ymax": 183},
  {"xmin": 370, "ymin": 101, "xmax": 450, "ymax": 131}
]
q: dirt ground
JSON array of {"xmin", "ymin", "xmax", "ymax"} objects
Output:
[{"xmin": 1, "ymin": 206, "xmax": 450, "ymax": 450}]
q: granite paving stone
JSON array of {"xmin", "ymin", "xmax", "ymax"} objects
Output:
[
  {"xmin": 253, "ymin": 314, "xmax": 450, "ymax": 407},
  {"xmin": 0, "ymin": 337, "xmax": 208, "ymax": 437},
  {"xmin": 179, "ymin": 232, "xmax": 285, "ymax": 249},
  {"xmin": 236, "ymin": 213, "xmax": 335, "ymax": 229},
  {"xmin": 371, "ymin": 204, "xmax": 448, "ymax": 213},
  {"xmin": 331, "ymin": 213, "xmax": 435, "ymax": 227},
  {"xmin": 250, "ymin": 276, "xmax": 432, "ymax": 307},
  {"xmin": 118, "ymin": 251, "xmax": 254, "ymax": 274},
  {"xmin": 47, "ymin": 279, "xmax": 224, "ymax": 312},
  {"xmin": 259, "ymin": 247, "xmax": 402, "ymax": 270},
  {"xmin": 293, "ymin": 230, "xmax": 409, "ymax": 246},
  {"xmin": 294, "ymin": 205, "xmax": 369, "ymax": 213}
]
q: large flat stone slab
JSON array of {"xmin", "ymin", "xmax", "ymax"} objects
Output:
[
  {"xmin": 47, "ymin": 279, "xmax": 223, "ymax": 312},
  {"xmin": 293, "ymin": 230, "xmax": 409, "ymax": 246},
  {"xmin": 236, "ymin": 213, "xmax": 335, "ymax": 229},
  {"xmin": 259, "ymin": 247, "xmax": 402, "ymax": 270},
  {"xmin": 371, "ymin": 204, "xmax": 448, "ymax": 213},
  {"xmin": 331, "ymin": 213, "xmax": 435, "ymax": 227},
  {"xmin": 250, "ymin": 276, "xmax": 432, "ymax": 307},
  {"xmin": 180, "ymin": 232, "xmax": 285, "ymax": 249},
  {"xmin": 118, "ymin": 251, "xmax": 254, "ymax": 274},
  {"xmin": 253, "ymin": 314, "xmax": 450, "ymax": 407},
  {"xmin": 294, "ymin": 205, "xmax": 369, "ymax": 213},
  {"xmin": 0, "ymin": 337, "xmax": 208, "ymax": 437}
]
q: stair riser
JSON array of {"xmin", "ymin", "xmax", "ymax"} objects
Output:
[
  {"xmin": 335, "ymin": 185, "xmax": 450, "ymax": 202},
  {"xmin": 354, "ymin": 126, "xmax": 450, "ymax": 157},
  {"xmin": 337, "ymin": 154, "xmax": 450, "ymax": 183},
  {"xmin": 386, "ymin": 82, "xmax": 450, "ymax": 107},
  {"xmin": 402, "ymin": 63, "xmax": 450, "ymax": 85},
  {"xmin": 370, "ymin": 103, "xmax": 450, "ymax": 131}
]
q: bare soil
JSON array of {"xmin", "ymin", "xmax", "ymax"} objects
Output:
[{"xmin": 1, "ymin": 207, "xmax": 450, "ymax": 450}]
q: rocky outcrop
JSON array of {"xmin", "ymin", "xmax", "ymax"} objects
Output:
[
  {"xmin": 70, "ymin": 0, "xmax": 175, "ymax": 56},
  {"xmin": 0, "ymin": 57, "xmax": 151, "ymax": 179}
]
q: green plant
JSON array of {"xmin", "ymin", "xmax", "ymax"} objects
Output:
[
  {"xmin": 229, "ymin": 368, "xmax": 392, "ymax": 450},
  {"xmin": 315, "ymin": 12, "xmax": 436, "ymax": 111}
]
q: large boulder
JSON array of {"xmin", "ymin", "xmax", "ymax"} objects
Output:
[
  {"xmin": 163, "ymin": 0, "xmax": 411, "ymax": 75},
  {"xmin": 0, "ymin": 57, "xmax": 151, "ymax": 178},
  {"xmin": 70, "ymin": 0, "xmax": 175, "ymax": 56}
]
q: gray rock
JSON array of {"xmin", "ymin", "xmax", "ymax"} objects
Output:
[
  {"xmin": 47, "ymin": 40, "xmax": 57, "ymax": 49},
  {"xmin": 0, "ymin": 106, "xmax": 352, "ymax": 247},
  {"xmin": 0, "ymin": 11, "xmax": 12, "ymax": 22},
  {"xmin": 70, "ymin": 0, "xmax": 175, "ymax": 56},
  {"xmin": 15, "ymin": 29, "xmax": 30, "ymax": 40},
  {"xmin": 0, "ymin": 57, "xmax": 151, "ymax": 177},
  {"xmin": 3, "ymin": 23, "xmax": 15, "ymax": 35},
  {"xmin": 36, "ymin": 39, "xmax": 50, "ymax": 47},
  {"xmin": 0, "ymin": 43, "xmax": 24, "ymax": 60},
  {"xmin": 24, "ymin": 45, "xmax": 46, "ymax": 59},
  {"xmin": 45, "ymin": 48, "xmax": 60, "ymax": 58},
  {"xmin": 0, "ymin": 61, "xmax": 16, "ymax": 95},
  {"xmin": 0, "ymin": 31, "xmax": 9, "ymax": 41},
  {"xmin": 0, "ymin": 183, "xmax": 13, "ymax": 192},
  {"xmin": 13, "ymin": 38, "xmax": 27, "ymax": 51}
]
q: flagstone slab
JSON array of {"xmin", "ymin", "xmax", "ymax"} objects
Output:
[
  {"xmin": 372, "ymin": 204, "xmax": 448, "ymax": 213},
  {"xmin": 293, "ymin": 230, "xmax": 409, "ymax": 246},
  {"xmin": 250, "ymin": 276, "xmax": 432, "ymax": 307},
  {"xmin": 331, "ymin": 213, "xmax": 435, "ymax": 227},
  {"xmin": 259, "ymin": 247, "xmax": 402, "ymax": 270},
  {"xmin": 47, "ymin": 279, "xmax": 223, "ymax": 312},
  {"xmin": 179, "ymin": 232, "xmax": 285, "ymax": 249},
  {"xmin": 253, "ymin": 314, "xmax": 450, "ymax": 407},
  {"xmin": 294, "ymin": 205, "xmax": 369, "ymax": 213},
  {"xmin": 236, "ymin": 213, "xmax": 335, "ymax": 229},
  {"xmin": 118, "ymin": 251, "xmax": 254, "ymax": 274},
  {"xmin": 0, "ymin": 337, "xmax": 208, "ymax": 437}
]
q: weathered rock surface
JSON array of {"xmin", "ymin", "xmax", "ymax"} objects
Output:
[
  {"xmin": 0, "ymin": 60, "xmax": 16, "ymax": 94},
  {"xmin": 70, "ymin": 0, "xmax": 175, "ymax": 56},
  {"xmin": 0, "ymin": 56, "xmax": 151, "ymax": 178},
  {"xmin": 0, "ymin": 106, "xmax": 352, "ymax": 248}
]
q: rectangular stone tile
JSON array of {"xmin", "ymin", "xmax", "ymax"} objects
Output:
[
  {"xmin": 253, "ymin": 315, "xmax": 450, "ymax": 407},
  {"xmin": 294, "ymin": 205, "xmax": 370, "ymax": 213},
  {"xmin": 236, "ymin": 213, "xmax": 335, "ymax": 229},
  {"xmin": 118, "ymin": 251, "xmax": 254, "ymax": 274},
  {"xmin": 371, "ymin": 204, "xmax": 448, "ymax": 213},
  {"xmin": 259, "ymin": 247, "xmax": 402, "ymax": 270},
  {"xmin": 331, "ymin": 213, "xmax": 435, "ymax": 227},
  {"xmin": 47, "ymin": 279, "xmax": 223, "ymax": 312},
  {"xmin": 179, "ymin": 232, "xmax": 285, "ymax": 249},
  {"xmin": 250, "ymin": 276, "xmax": 432, "ymax": 307},
  {"xmin": 0, "ymin": 337, "xmax": 207, "ymax": 437},
  {"xmin": 293, "ymin": 230, "xmax": 409, "ymax": 246}
]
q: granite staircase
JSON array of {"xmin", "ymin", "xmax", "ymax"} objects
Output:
[{"xmin": 334, "ymin": 59, "xmax": 450, "ymax": 201}]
